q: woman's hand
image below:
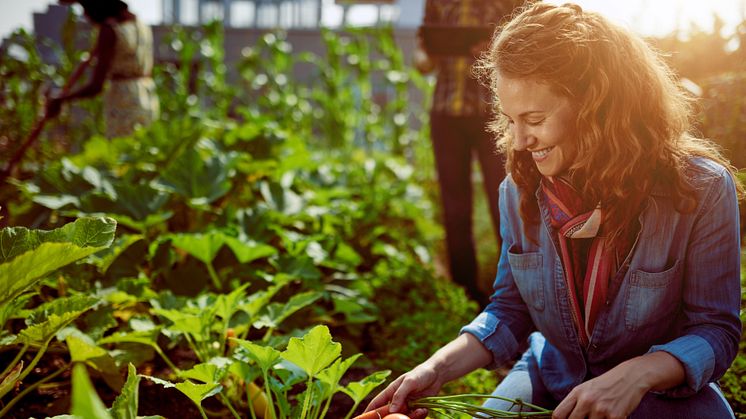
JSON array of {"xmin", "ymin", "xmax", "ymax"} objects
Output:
[
  {"xmin": 365, "ymin": 361, "xmax": 444, "ymax": 419},
  {"xmin": 365, "ymin": 333, "xmax": 492, "ymax": 419},
  {"xmin": 551, "ymin": 363, "xmax": 647, "ymax": 419},
  {"xmin": 552, "ymin": 352, "xmax": 685, "ymax": 419}
]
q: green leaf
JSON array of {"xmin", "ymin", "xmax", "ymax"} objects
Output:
[
  {"xmin": 140, "ymin": 375, "xmax": 222, "ymax": 407},
  {"xmin": 178, "ymin": 362, "xmax": 223, "ymax": 384},
  {"xmin": 280, "ymin": 325, "xmax": 341, "ymax": 379},
  {"xmin": 152, "ymin": 308, "xmax": 207, "ymax": 341},
  {"xmin": 169, "ymin": 232, "xmax": 225, "ymax": 265},
  {"xmin": 154, "ymin": 141, "xmax": 236, "ymax": 206},
  {"xmin": 109, "ymin": 364, "xmax": 139, "ymax": 419},
  {"xmin": 316, "ymin": 354, "xmax": 361, "ymax": 389},
  {"xmin": 232, "ymin": 339, "xmax": 282, "ymax": 373},
  {"xmin": 86, "ymin": 234, "xmax": 143, "ymax": 274},
  {"xmin": 98, "ymin": 330, "xmax": 160, "ymax": 348},
  {"xmin": 214, "ymin": 283, "xmax": 250, "ymax": 322},
  {"xmin": 175, "ymin": 380, "xmax": 223, "ymax": 406},
  {"xmin": 239, "ymin": 274, "xmax": 292, "ymax": 319},
  {"xmin": 26, "ymin": 294, "xmax": 98, "ymax": 326},
  {"xmin": 71, "ymin": 363, "xmax": 113, "ymax": 419},
  {"xmin": 340, "ymin": 370, "xmax": 391, "ymax": 405},
  {"xmin": 16, "ymin": 296, "xmax": 98, "ymax": 347},
  {"xmin": 253, "ymin": 291, "xmax": 322, "ymax": 330},
  {"xmin": 0, "ymin": 217, "xmax": 116, "ymax": 307},
  {"xmin": 223, "ymin": 236, "xmax": 277, "ymax": 264},
  {"xmin": 66, "ymin": 335, "xmax": 123, "ymax": 391}
]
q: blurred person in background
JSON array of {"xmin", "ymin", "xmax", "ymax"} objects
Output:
[
  {"xmin": 415, "ymin": 0, "xmax": 525, "ymax": 306},
  {"xmin": 368, "ymin": 3, "xmax": 741, "ymax": 418},
  {"xmin": 46, "ymin": 0, "xmax": 159, "ymax": 138}
]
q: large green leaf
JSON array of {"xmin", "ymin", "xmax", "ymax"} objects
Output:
[
  {"xmin": 15, "ymin": 296, "xmax": 98, "ymax": 347},
  {"xmin": 0, "ymin": 217, "xmax": 116, "ymax": 307},
  {"xmin": 153, "ymin": 141, "xmax": 236, "ymax": 206},
  {"xmin": 280, "ymin": 325, "xmax": 341, "ymax": 379}
]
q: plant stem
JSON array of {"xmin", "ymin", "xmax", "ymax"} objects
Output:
[
  {"xmin": 206, "ymin": 262, "xmax": 223, "ymax": 291},
  {"xmin": 150, "ymin": 343, "xmax": 180, "ymax": 373},
  {"xmin": 262, "ymin": 370, "xmax": 277, "ymax": 419},
  {"xmin": 197, "ymin": 404, "xmax": 209, "ymax": 419},
  {"xmin": 0, "ymin": 344, "xmax": 28, "ymax": 380},
  {"xmin": 318, "ymin": 394, "xmax": 334, "ymax": 419},
  {"xmin": 246, "ymin": 382, "xmax": 258, "ymax": 419},
  {"xmin": 218, "ymin": 392, "xmax": 242, "ymax": 419},
  {"xmin": 342, "ymin": 400, "xmax": 361, "ymax": 419},
  {"xmin": 299, "ymin": 376, "xmax": 313, "ymax": 419},
  {"xmin": 0, "ymin": 363, "xmax": 68, "ymax": 417}
]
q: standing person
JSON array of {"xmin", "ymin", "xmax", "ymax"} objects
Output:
[
  {"xmin": 47, "ymin": 0, "xmax": 159, "ymax": 138},
  {"xmin": 366, "ymin": 3, "xmax": 741, "ymax": 418},
  {"xmin": 416, "ymin": 0, "xmax": 524, "ymax": 306}
]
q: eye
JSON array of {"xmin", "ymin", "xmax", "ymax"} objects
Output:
[{"xmin": 526, "ymin": 119, "xmax": 545, "ymax": 126}]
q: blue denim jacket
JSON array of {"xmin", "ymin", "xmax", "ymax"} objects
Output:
[{"xmin": 461, "ymin": 157, "xmax": 742, "ymax": 400}]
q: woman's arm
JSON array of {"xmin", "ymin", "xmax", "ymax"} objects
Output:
[
  {"xmin": 46, "ymin": 23, "xmax": 116, "ymax": 117},
  {"xmin": 364, "ymin": 333, "xmax": 492, "ymax": 418}
]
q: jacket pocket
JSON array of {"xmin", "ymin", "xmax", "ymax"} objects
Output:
[
  {"xmin": 624, "ymin": 260, "xmax": 682, "ymax": 331},
  {"xmin": 507, "ymin": 245, "xmax": 545, "ymax": 311}
]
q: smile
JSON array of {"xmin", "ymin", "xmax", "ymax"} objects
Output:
[{"xmin": 531, "ymin": 146, "xmax": 555, "ymax": 159}]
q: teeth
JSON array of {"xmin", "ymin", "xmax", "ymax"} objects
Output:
[{"xmin": 532, "ymin": 147, "xmax": 554, "ymax": 158}]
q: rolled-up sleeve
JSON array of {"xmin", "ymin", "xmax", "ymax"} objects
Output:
[
  {"xmin": 648, "ymin": 164, "xmax": 742, "ymax": 397},
  {"xmin": 460, "ymin": 178, "xmax": 536, "ymax": 369}
]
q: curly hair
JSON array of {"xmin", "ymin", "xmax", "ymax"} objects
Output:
[{"xmin": 476, "ymin": 2, "xmax": 740, "ymax": 242}]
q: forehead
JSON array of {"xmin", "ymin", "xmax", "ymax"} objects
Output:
[{"xmin": 495, "ymin": 75, "xmax": 567, "ymax": 114}]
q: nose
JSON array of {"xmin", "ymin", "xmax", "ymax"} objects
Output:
[{"xmin": 511, "ymin": 123, "xmax": 535, "ymax": 151}]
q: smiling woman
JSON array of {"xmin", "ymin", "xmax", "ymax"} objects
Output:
[{"xmin": 364, "ymin": 3, "xmax": 743, "ymax": 419}]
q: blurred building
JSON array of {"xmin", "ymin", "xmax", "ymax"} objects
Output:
[
  {"xmin": 159, "ymin": 0, "xmax": 424, "ymax": 28},
  {"xmin": 24, "ymin": 1, "xmax": 423, "ymax": 69}
]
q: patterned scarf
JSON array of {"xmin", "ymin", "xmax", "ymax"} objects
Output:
[{"xmin": 541, "ymin": 176, "xmax": 618, "ymax": 347}]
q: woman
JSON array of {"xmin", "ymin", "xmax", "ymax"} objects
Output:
[
  {"xmin": 366, "ymin": 3, "xmax": 741, "ymax": 418},
  {"xmin": 47, "ymin": 0, "xmax": 159, "ymax": 138}
]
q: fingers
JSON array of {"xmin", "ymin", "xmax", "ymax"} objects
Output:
[
  {"xmin": 390, "ymin": 374, "xmax": 423, "ymax": 412},
  {"xmin": 552, "ymin": 389, "xmax": 577, "ymax": 419},
  {"xmin": 364, "ymin": 375, "xmax": 404, "ymax": 412}
]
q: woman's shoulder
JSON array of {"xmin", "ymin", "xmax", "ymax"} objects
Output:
[{"xmin": 683, "ymin": 156, "xmax": 732, "ymax": 186}]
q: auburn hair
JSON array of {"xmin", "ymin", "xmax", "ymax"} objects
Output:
[{"xmin": 476, "ymin": 2, "xmax": 740, "ymax": 242}]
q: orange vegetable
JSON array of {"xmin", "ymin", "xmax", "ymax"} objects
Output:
[
  {"xmin": 352, "ymin": 405, "xmax": 390, "ymax": 419},
  {"xmin": 382, "ymin": 414, "xmax": 410, "ymax": 419},
  {"xmin": 247, "ymin": 381, "xmax": 269, "ymax": 418}
]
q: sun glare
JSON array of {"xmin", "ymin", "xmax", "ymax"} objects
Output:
[{"xmin": 545, "ymin": 0, "xmax": 746, "ymax": 38}]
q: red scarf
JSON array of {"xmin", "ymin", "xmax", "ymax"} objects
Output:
[{"xmin": 541, "ymin": 177, "xmax": 621, "ymax": 347}]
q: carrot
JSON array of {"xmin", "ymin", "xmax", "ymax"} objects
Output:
[
  {"xmin": 352, "ymin": 405, "xmax": 390, "ymax": 419},
  {"xmin": 382, "ymin": 414, "xmax": 410, "ymax": 419}
]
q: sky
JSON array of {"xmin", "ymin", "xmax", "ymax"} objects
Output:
[{"xmin": 1, "ymin": 0, "xmax": 745, "ymax": 41}]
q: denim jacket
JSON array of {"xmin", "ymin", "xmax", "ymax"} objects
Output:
[{"xmin": 461, "ymin": 157, "xmax": 742, "ymax": 400}]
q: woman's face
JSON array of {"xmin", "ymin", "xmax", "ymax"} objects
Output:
[{"xmin": 496, "ymin": 74, "xmax": 577, "ymax": 177}]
